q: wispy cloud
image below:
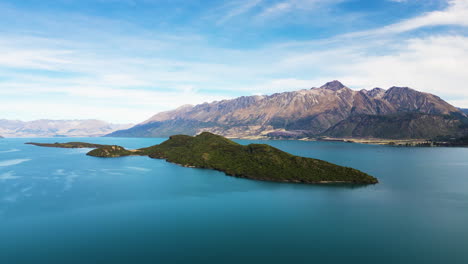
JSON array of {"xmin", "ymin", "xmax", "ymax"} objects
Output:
[
  {"xmin": 345, "ymin": 0, "xmax": 468, "ymax": 37},
  {"xmin": 255, "ymin": 0, "xmax": 345, "ymax": 20},
  {"xmin": 217, "ymin": 0, "xmax": 264, "ymax": 24},
  {"xmin": 256, "ymin": 1, "xmax": 292, "ymax": 19}
]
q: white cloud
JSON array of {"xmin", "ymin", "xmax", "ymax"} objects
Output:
[
  {"xmin": 242, "ymin": 34, "xmax": 468, "ymax": 107},
  {"xmin": 346, "ymin": 0, "xmax": 468, "ymax": 37},
  {"xmin": 336, "ymin": 35, "xmax": 468, "ymax": 101},
  {"xmin": 2, "ymin": 32, "xmax": 468, "ymax": 123}
]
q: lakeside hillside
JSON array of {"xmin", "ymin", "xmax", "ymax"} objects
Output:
[
  {"xmin": 108, "ymin": 81, "xmax": 467, "ymax": 139},
  {"xmin": 0, "ymin": 119, "xmax": 133, "ymax": 138}
]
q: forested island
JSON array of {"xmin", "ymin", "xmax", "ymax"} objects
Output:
[{"xmin": 27, "ymin": 132, "xmax": 378, "ymax": 184}]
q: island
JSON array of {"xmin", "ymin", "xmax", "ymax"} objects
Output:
[{"xmin": 28, "ymin": 132, "xmax": 378, "ymax": 184}]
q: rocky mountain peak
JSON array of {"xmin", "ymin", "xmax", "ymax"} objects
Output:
[
  {"xmin": 383, "ymin": 86, "xmax": 459, "ymax": 115},
  {"xmin": 366, "ymin": 87, "xmax": 386, "ymax": 98},
  {"xmin": 385, "ymin": 86, "xmax": 416, "ymax": 94},
  {"xmin": 320, "ymin": 80, "xmax": 347, "ymax": 91}
]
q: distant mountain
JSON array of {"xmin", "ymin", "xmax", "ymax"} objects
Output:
[
  {"xmin": 108, "ymin": 81, "xmax": 467, "ymax": 139},
  {"xmin": 460, "ymin": 108, "xmax": 468, "ymax": 114},
  {"xmin": 0, "ymin": 119, "xmax": 133, "ymax": 138}
]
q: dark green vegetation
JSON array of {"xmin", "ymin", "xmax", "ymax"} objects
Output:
[
  {"xmin": 28, "ymin": 133, "xmax": 377, "ymax": 184},
  {"xmin": 26, "ymin": 142, "xmax": 109, "ymax": 148},
  {"xmin": 140, "ymin": 133, "xmax": 377, "ymax": 183},
  {"xmin": 390, "ymin": 135, "xmax": 468, "ymax": 147},
  {"xmin": 434, "ymin": 135, "xmax": 468, "ymax": 146},
  {"xmin": 92, "ymin": 132, "xmax": 377, "ymax": 184},
  {"xmin": 87, "ymin": 145, "xmax": 135, "ymax": 157}
]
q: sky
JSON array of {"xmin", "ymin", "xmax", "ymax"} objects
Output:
[{"xmin": 0, "ymin": 0, "xmax": 467, "ymax": 123}]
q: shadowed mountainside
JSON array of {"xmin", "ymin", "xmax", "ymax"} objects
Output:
[{"xmin": 323, "ymin": 112, "xmax": 466, "ymax": 139}]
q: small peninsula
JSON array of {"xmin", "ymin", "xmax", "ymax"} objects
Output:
[
  {"xmin": 28, "ymin": 132, "xmax": 378, "ymax": 184},
  {"xmin": 26, "ymin": 142, "xmax": 109, "ymax": 148}
]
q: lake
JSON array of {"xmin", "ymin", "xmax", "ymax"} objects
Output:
[{"xmin": 0, "ymin": 137, "xmax": 467, "ymax": 264}]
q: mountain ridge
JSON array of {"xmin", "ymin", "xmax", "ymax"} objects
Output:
[{"xmin": 108, "ymin": 81, "xmax": 467, "ymax": 139}]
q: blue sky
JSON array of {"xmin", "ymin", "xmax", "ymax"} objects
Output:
[{"xmin": 0, "ymin": 0, "xmax": 467, "ymax": 123}]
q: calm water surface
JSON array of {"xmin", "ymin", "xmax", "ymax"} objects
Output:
[{"xmin": 0, "ymin": 137, "xmax": 467, "ymax": 264}]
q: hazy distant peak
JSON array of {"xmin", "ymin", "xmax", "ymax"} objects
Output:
[{"xmin": 0, "ymin": 119, "xmax": 133, "ymax": 138}]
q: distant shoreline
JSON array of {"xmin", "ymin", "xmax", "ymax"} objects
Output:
[
  {"xmin": 225, "ymin": 135, "xmax": 468, "ymax": 147},
  {"xmin": 9, "ymin": 134, "xmax": 466, "ymax": 147}
]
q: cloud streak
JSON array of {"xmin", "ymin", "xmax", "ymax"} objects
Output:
[
  {"xmin": 344, "ymin": 0, "xmax": 468, "ymax": 37},
  {"xmin": 217, "ymin": 0, "xmax": 264, "ymax": 24}
]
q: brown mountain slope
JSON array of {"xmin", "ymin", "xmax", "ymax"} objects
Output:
[{"xmin": 108, "ymin": 81, "xmax": 466, "ymax": 139}]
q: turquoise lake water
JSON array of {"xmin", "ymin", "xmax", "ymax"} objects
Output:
[{"xmin": 0, "ymin": 137, "xmax": 467, "ymax": 264}]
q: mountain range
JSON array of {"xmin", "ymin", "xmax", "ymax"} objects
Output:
[
  {"xmin": 108, "ymin": 81, "xmax": 467, "ymax": 140},
  {"xmin": 0, "ymin": 119, "xmax": 132, "ymax": 138}
]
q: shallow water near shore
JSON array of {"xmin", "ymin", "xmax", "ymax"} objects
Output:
[{"xmin": 0, "ymin": 137, "xmax": 467, "ymax": 264}]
